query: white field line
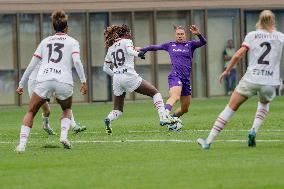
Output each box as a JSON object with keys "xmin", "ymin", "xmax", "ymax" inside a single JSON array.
[
  {"xmin": 1, "ymin": 139, "xmax": 284, "ymax": 144},
  {"xmin": 0, "ymin": 129, "xmax": 284, "ymax": 136},
  {"xmin": 29, "ymin": 129, "xmax": 284, "ymax": 135}
]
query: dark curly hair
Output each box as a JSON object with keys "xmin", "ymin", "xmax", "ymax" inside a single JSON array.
[{"xmin": 104, "ymin": 24, "xmax": 132, "ymax": 48}]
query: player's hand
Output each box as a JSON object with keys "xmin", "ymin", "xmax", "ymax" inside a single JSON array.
[
  {"xmin": 16, "ymin": 87, "xmax": 24, "ymax": 95},
  {"xmin": 219, "ymin": 70, "xmax": 230, "ymax": 83},
  {"xmin": 80, "ymin": 83, "xmax": 88, "ymax": 95},
  {"xmin": 135, "ymin": 47, "xmax": 141, "ymax": 51},
  {"xmin": 189, "ymin": 25, "xmax": 200, "ymax": 35},
  {"xmin": 138, "ymin": 51, "xmax": 146, "ymax": 60}
]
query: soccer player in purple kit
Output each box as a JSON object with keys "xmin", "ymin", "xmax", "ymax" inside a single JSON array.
[{"xmin": 139, "ymin": 25, "xmax": 207, "ymax": 128}]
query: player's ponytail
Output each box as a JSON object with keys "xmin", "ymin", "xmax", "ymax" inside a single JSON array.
[
  {"xmin": 52, "ymin": 10, "xmax": 68, "ymax": 33},
  {"xmin": 256, "ymin": 10, "xmax": 276, "ymax": 32}
]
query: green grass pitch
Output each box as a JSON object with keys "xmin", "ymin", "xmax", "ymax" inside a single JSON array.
[{"xmin": 0, "ymin": 97, "xmax": 284, "ymax": 189}]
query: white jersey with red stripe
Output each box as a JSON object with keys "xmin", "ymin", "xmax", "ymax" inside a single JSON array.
[
  {"xmin": 241, "ymin": 29, "xmax": 284, "ymax": 86},
  {"xmin": 104, "ymin": 38, "xmax": 139, "ymax": 75},
  {"xmin": 29, "ymin": 64, "xmax": 40, "ymax": 81},
  {"xmin": 35, "ymin": 33, "xmax": 80, "ymax": 85}
]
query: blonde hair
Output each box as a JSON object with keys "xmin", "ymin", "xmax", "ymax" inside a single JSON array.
[{"xmin": 256, "ymin": 10, "xmax": 276, "ymax": 32}]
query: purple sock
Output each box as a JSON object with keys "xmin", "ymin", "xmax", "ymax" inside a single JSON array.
[{"xmin": 165, "ymin": 104, "xmax": 172, "ymax": 111}]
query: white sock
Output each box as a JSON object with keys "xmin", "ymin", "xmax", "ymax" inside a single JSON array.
[
  {"xmin": 60, "ymin": 118, "xmax": 71, "ymax": 141},
  {"xmin": 207, "ymin": 105, "xmax": 235, "ymax": 144},
  {"xmin": 19, "ymin": 125, "xmax": 31, "ymax": 148},
  {"xmin": 107, "ymin": 110, "xmax": 123, "ymax": 122},
  {"xmin": 42, "ymin": 113, "xmax": 49, "ymax": 127},
  {"xmin": 250, "ymin": 102, "xmax": 269, "ymax": 133},
  {"xmin": 153, "ymin": 93, "xmax": 166, "ymax": 120},
  {"xmin": 70, "ymin": 110, "xmax": 76, "ymax": 128}
]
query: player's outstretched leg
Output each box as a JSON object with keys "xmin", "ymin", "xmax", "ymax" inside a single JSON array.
[
  {"xmin": 41, "ymin": 102, "xmax": 56, "ymax": 135},
  {"xmin": 153, "ymin": 93, "xmax": 178, "ymax": 126},
  {"xmin": 134, "ymin": 80, "xmax": 177, "ymax": 126},
  {"xmin": 197, "ymin": 105, "xmax": 235, "ymax": 150},
  {"xmin": 248, "ymin": 102, "xmax": 269, "ymax": 147},
  {"xmin": 70, "ymin": 110, "xmax": 87, "ymax": 134},
  {"xmin": 197, "ymin": 91, "xmax": 246, "ymax": 149}
]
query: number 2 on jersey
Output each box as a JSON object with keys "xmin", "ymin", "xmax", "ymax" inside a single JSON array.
[
  {"xmin": 111, "ymin": 49, "xmax": 125, "ymax": 68},
  {"xmin": 47, "ymin": 43, "xmax": 64, "ymax": 63},
  {"xmin": 258, "ymin": 42, "xmax": 271, "ymax": 65}
]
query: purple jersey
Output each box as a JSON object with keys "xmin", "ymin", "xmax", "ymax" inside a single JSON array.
[{"xmin": 141, "ymin": 34, "xmax": 206, "ymax": 80}]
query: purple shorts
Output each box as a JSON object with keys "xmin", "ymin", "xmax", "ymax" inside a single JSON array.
[{"xmin": 168, "ymin": 75, "xmax": 192, "ymax": 96}]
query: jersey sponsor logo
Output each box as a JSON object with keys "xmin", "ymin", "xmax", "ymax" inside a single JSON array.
[
  {"xmin": 43, "ymin": 68, "xmax": 62, "ymax": 75},
  {"xmin": 173, "ymin": 48, "xmax": 189, "ymax": 53},
  {"xmin": 252, "ymin": 69, "xmax": 273, "ymax": 77}
]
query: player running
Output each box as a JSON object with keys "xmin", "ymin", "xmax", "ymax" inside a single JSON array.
[
  {"xmin": 103, "ymin": 24, "xmax": 178, "ymax": 134},
  {"xmin": 139, "ymin": 25, "xmax": 206, "ymax": 127},
  {"xmin": 197, "ymin": 10, "xmax": 284, "ymax": 149},
  {"xmin": 15, "ymin": 10, "xmax": 87, "ymax": 153}
]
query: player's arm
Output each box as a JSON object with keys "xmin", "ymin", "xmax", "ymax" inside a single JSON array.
[
  {"xmin": 219, "ymin": 46, "xmax": 247, "ymax": 83},
  {"xmin": 72, "ymin": 53, "xmax": 88, "ymax": 95},
  {"xmin": 17, "ymin": 47, "xmax": 42, "ymax": 95},
  {"xmin": 72, "ymin": 41, "xmax": 87, "ymax": 94},
  {"xmin": 125, "ymin": 40, "xmax": 139, "ymax": 57},
  {"xmin": 103, "ymin": 61, "xmax": 114, "ymax": 77},
  {"xmin": 140, "ymin": 43, "xmax": 168, "ymax": 52},
  {"xmin": 189, "ymin": 25, "xmax": 207, "ymax": 49}
]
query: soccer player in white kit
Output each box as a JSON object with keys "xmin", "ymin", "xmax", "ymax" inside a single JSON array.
[
  {"xmin": 103, "ymin": 25, "xmax": 178, "ymax": 134},
  {"xmin": 17, "ymin": 51, "xmax": 86, "ymax": 135},
  {"xmin": 15, "ymin": 10, "xmax": 87, "ymax": 152},
  {"xmin": 197, "ymin": 10, "xmax": 284, "ymax": 149}
]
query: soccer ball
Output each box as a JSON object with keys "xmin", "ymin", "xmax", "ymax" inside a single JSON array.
[{"xmin": 168, "ymin": 121, "xmax": 183, "ymax": 132}]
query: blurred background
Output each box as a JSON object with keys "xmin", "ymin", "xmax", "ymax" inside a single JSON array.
[{"xmin": 0, "ymin": 0, "xmax": 284, "ymax": 105}]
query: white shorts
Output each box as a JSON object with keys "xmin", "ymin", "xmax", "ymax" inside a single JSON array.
[
  {"xmin": 113, "ymin": 73, "xmax": 142, "ymax": 96},
  {"xmin": 34, "ymin": 80, "xmax": 73, "ymax": 100},
  {"xmin": 28, "ymin": 79, "xmax": 37, "ymax": 98},
  {"xmin": 235, "ymin": 79, "xmax": 276, "ymax": 102}
]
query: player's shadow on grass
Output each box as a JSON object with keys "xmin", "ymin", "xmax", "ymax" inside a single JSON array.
[{"xmin": 42, "ymin": 144, "xmax": 61, "ymax": 149}]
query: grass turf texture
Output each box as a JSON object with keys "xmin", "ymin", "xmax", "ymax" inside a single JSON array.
[{"xmin": 0, "ymin": 97, "xmax": 284, "ymax": 189}]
